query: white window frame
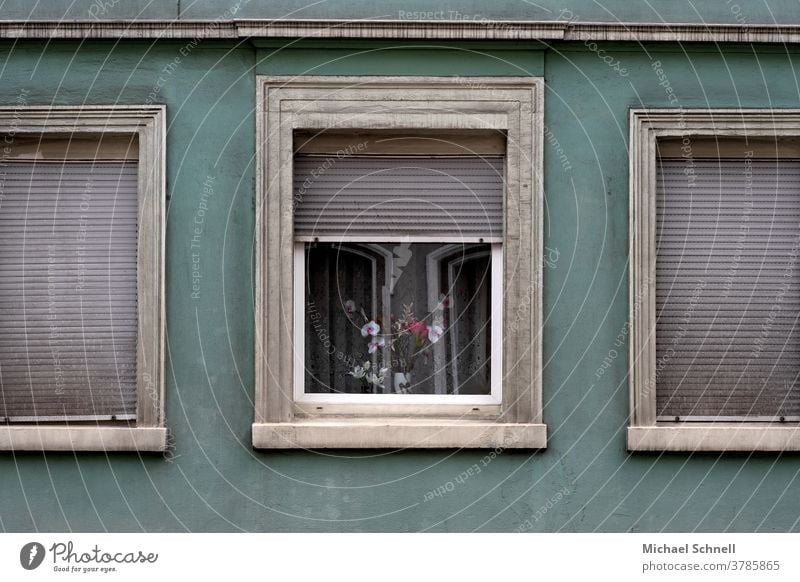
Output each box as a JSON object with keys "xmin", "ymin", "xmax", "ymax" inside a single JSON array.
[
  {"xmin": 293, "ymin": 243, "xmax": 503, "ymax": 407},
  {"xmin": 0, "ymin": 106, "xmax": 167, "ymax": 452},
  {"xmin": 428, "ymin": 243, "xmax": 502, "ymax": 398},
  {"xmin": 629, "ymin": 108, "xmax": 800, "ymax": 452},
  {"xmin": 254, "ymin": 76, "xmax": 546, "ymax": 449}
]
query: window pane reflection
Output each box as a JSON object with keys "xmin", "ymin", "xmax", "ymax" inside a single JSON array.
[{"xmin": 304, "ymin": 242, "xmax": 493, "ymax": 395}]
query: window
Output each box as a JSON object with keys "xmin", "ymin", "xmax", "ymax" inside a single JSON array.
[
  {"xmin": 295, "ymin": 153, "xmax": 503, "ymax": 403},
  {"xmin": 254, "ymin": 76, "xmax": 545, "ymax": 449},
  {"xmin": 629, "ymin": 109, "xmax": 800, "ymax": 451},
  {"xmin": 0, "ymin": 106, "xmax": 166, "ymax": 452},
  {"xmin": 301, "ymin": 242, "xmax": 500, "ymax": 399}
]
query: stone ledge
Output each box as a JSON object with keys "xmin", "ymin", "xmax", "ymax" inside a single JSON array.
[
  {"xmin": 628, "ymin": 425, "xmax": 800, "ymax": 452},
  {"xmin": 253, "ymin": 420, "xmax": 546, "ymax": 449},
  {"xmin": 0, "ymin": 426, "xmax": 168, "ymax": 452}
]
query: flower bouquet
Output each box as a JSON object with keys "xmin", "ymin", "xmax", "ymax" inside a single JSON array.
[{"xmin": 345, "ymin": 298, "xmax": 446, "ymax": 393}]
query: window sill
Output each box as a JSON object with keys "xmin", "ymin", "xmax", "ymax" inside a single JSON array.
[
  {"xmin": 0, "ymin": 426, "xmax": 168, "ymax": 452},
  {"xmin": 252, "ymin": 419, "xmax": 547, "ymax": 449},
  {"xmin": 628, "ymin": 425, "xmax": 800, "ymax": 452}
]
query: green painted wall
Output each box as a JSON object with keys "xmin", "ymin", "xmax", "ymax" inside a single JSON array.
[{"xmin": 1, "ymin": 39, "xmax": 800, "ymax": 532}]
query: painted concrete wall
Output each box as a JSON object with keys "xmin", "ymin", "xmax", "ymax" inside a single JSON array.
[{"xmin": 0, "ymin": 39, "xmax": 799, "ymax": 532}]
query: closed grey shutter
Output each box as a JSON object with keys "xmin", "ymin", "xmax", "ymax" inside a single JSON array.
[
  {"xmin": 293, "ymin": 155, "xmax": 504, "ymax": 241},
  {"xmin": 0, "ymin": 161, "xmax": 138, "ymax": 421},
  {"xmin": 656, "ymin": 158, "xmax": 800, "ymax": 421}
]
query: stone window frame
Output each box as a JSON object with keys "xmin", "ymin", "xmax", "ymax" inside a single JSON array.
[
  {"xmin": 0, "ymin": 105, "xmax": 167, "ymax": 452},
  {"xmin": 254, "ymin": 75, "xmax": 546, "ymax": 449},
  {"xmin": 628, "ymin": 108, "xmax": 800, "ymax": 452}
]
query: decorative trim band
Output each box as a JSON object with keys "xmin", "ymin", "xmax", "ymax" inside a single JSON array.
[{"xmin": 0, "ymin": 19, "xmax": 799, "ymax": 43}]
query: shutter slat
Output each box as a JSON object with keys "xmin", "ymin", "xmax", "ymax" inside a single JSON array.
[
  {"xmin": 293, "ymin": 156, "xmax": 504, "ymax": 240},
  {"xmin": 0, "ymin": 161, "xmax": 138, "ymax": 421},
  {"xmin": 656, "ymin": 158, "xmax": 800, "ymax": 420}
]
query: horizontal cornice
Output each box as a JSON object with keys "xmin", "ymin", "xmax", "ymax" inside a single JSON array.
[{"xmin": 0, "ymin": 19, "xmax": 798, "ymax": 43}]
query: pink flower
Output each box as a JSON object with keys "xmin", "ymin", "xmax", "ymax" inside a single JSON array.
[
  {"xmin": 408, "ymin": 320, "xmax": 428, "ymax": 340},
  {"xmin": 368, "ymin": 337, "xmax": 386, "ymax": 354},
  {"xmin": 344, "ymin": 299, "xmax": 356, "ymax": 314},
  {"xmin": 361, "ymin": 320, "xmax": 380, "ymax": 337},
  {"xmin": 427, "ymin": 325, "xmax": 444, "ymax": 344}
]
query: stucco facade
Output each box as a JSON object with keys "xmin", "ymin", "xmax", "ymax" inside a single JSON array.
[{"xmin": 1, "ymin": 1, "xmax": 800, "ymax": 532}]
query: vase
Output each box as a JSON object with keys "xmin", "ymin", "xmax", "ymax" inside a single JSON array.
[{"xmin": 394, "ymin": 372, "xmax": 412, "ymax": 393}]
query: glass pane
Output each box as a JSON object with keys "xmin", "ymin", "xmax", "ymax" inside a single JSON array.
[{"xmin": 303, "ymin": 242, "xmax": 493, "ymax": 395}]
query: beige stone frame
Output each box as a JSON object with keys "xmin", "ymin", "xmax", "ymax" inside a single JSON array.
[
  {"xmin": 254, "ymin": 76, "xmax": 545, "ymax": 449},
  {"xmin": 0, "ymin": 106, "xmax": 167, "ymax": 452},
  {"xmin": 629, "ymin": 108, "xmax": 800, "ymax": 452}
]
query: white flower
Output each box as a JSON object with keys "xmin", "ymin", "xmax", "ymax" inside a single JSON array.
[
  {"xmin": 366, "ymin": 373, "xmax": 385, "ymax": 388},
  {"xmin": 344, "ymin": 299, "xmax": 356, "ymax": 314},
  {"xmin": 349, "ymin": 365, "xmax": 366, "ymax": 379},
  {"xmin": 348, "ymin": 361, "xmax": 371, "ymax": 379},
  {"xmin": 361, "ymin": 320, "xmax": 380, "ymax": 337},
  {"xmin": 367, "ymin": 367, "xmax": 389, "ymax": 388},
  {"xmin": 427, "ymin": 324, "xmax": 444, "ymax": 344},
  {"xmin": 368, "ymin": 337, "xmax": 386, "ymax": 354}
]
